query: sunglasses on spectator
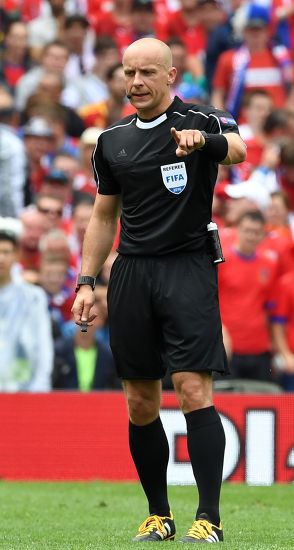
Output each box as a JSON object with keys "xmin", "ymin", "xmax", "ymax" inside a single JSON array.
[{"xmin": 38, "ymin": 207, "xmax": 63, "ymax": 216}]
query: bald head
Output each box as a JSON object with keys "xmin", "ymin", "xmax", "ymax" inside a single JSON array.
[
  {"xmin": 123, "ymin": 38, "xmax": 172, "ymax": 70},
  {"xmin": 122, "ymin": 38, "xmax": 177, "ymax": 118}
]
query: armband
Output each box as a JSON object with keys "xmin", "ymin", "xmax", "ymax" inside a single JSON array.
[{"xmin": 200, "ymin": 131, "xmax": 228, "ymax": 162}]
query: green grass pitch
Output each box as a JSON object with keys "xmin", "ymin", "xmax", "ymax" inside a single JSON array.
[{"xmin": 1, "ymin": 481, "xmax": 293, "ymax": 549}]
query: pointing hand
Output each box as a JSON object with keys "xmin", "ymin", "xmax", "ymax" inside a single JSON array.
[{"xmin": 171, "ymin": 127, "xmax": 205, "ymax": 157}]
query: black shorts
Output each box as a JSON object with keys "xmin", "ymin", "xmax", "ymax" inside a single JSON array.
[{"xmin": 107, "ymin": 252, "xmax": 229, "ymax": 380}]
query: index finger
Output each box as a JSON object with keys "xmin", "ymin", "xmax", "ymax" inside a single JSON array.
[{"xmin": 170, "ymin": 126, "xmax": 181, "ymax": 144}]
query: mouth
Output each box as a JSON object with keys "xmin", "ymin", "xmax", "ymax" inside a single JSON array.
[{"xmin": 131, "ymin": 92, "xmax": 150, "ymax": 99}]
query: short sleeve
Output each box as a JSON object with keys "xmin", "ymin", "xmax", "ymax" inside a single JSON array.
[
  {"xmin": 91, "ymin": 136, "xmax": 121, "ymax": 195},
  {"xmin": 204, "ymin": 107, "xmax": 240, "ymax": 135}
]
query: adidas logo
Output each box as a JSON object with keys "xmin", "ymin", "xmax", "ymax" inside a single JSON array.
[
  {"xmin": 206, "ymin": 530, "xmax": 220, "ymax": 542},
  {"xmin": 117, "ymin": 148, "xmax": 127, "ymax": 157}
]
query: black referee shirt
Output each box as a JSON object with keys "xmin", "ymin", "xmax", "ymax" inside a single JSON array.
[{"xmin": 92, "ymin": 96, "xmax": 239, "ymax": 256}]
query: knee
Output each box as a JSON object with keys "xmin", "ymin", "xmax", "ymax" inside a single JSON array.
[
  {"xmin": 127, "ymin": 394, "xmax": 159, "ymax": 425},
  {"xmin": 173, "ymin": 373, "xmax": 213, "ymax": 413}
]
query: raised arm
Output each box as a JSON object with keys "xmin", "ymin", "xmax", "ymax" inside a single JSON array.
[{"xmin": 171, "ymin": 127, "xmax": 246, "ymax": 165}]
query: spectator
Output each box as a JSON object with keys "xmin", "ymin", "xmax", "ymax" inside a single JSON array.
[
  {"xmin": 218, "ymin": 211, "xmax": 279, "ymax": 382},
  {"xmin": 15, "ymin": 40, "xmax": 69, "ymax": 111},
  {"xmin": 200, "ymin": 0, "xmax": 243, "ymax": 93},
  {"xmin": 38, "ymin": 227, "xmax": 79, "ymax": 276},
  {"xmin": 0, "ymin": 20, "xmax": 32, "ymax": 92},
  {"xmin": 79, "ymin": 63, "xmax": 127, "ymax": 128},
  {"xmin": 129, "ymin": 0, "xmax": 159, "ymax": 42},
  {"xmin": 271, "ymin": 257, "xmax": 294, "ymax": 391},
  {"xmin": 53, "ymin": 308, "xmax": 121, "ymax": 390},
  {"xmin": 0, "ymin": 86, "xmax": 26, "ymax": 216},
  {"xmin": 272, "ymin": 0, "xmax": 294, "ymax": 57},
  {"xmin": 0, "ymin": 217, "xmax": 53, "ymax": 392},
  {"xmin": 279, "ymin": 138, "xmax": 294, "ymax": 212},
  {"xmin": 158, "ymin": 0, "xmax": 206, "ymax": 60},
  {"xmin": 262, "ymin": 190, "xmax": 294, "ymax": 275},
  {"xmin": 21, "ymin": 72, "xmax": 85, "ymax": 137},
  {"xmin": 68, "ymin": 194, "xmax": 95, "ymax": 264},
  {"xmin": 239, "ymin": 89, "xmax": 273, "ymax": 174},
  {"xmin": 166, "ymin": 36, "xmax": 206, "ymax": 102},
  {"xmin": 265, "ymin": 190, "xmax": 292, "ymax": 239},
  {"xmin": 39, "ymin": 168, "xmax": 74, "ymax": 221},
  {"xmin": 18, "ymin": 207, "xmax": 50, "ymax": 280},
  {"xmin": 234, "ymin": 90, "xmax": 273, "ymax": 181},
  {"xmin": 212, "ymin": 3, "xmax": 294, "ymax": 121},
  {"xmin": 62, "ymin": 14, "xmax": 95, "ymax": 79},
  {"xmin": 27, "ymin": 0, "xmax": 67, "ymax": 61},
  {"xmin": 39, "ymin": 254, "xmax": 76, "ymax": 334},
  {"xmin": 91, "ymin": 0, "xmax": 133, "ymax": 53},
  {"xmin": 73, "ymin": 127, "xmax": 103, "ymax": 196},
  {"xmin": 39, "ymin": 102, "xmax": 80, "ymax": 158},
  {"xmin": 62, "ymin": 35, "xmax": 119, "ymax": 109},
  {"xmin": 22, "ymin": 116, "xmax": 55, "ymax": 203},
  {"xmin": 196, "ymin": 0, "xmax": 227, "ymax": 92},
  {"xmin": 35, "ymin": 192, "xmax": 64, "ymax": 230}
]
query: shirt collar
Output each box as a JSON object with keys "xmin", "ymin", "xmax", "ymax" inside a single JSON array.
[{"xmin": 135, "ymin": 96, "xmax": 182, "ymax": 129}]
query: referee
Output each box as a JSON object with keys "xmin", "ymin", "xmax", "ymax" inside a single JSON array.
[{"xmin": 72, "ymin": 38, "xmax": 246, "ymax": 543}]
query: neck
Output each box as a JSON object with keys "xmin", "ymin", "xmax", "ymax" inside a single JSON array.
[{"xmin": 137, "ymin": 97, "xmax": 173, "ymax": 121}]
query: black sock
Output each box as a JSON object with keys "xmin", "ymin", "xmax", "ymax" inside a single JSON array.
[
  {"xmin": 129, "ymin": 417, "xmax": 170, "ymax": 517},
  {"xmin": 185, "ymin": 406, "xmax": 225, "ymax": 525}
]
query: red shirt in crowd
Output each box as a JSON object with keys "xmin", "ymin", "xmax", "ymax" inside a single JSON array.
[
  {"xmin": 158, "ymin": 11, "xmax": 206, "ymax": 55},
  {"xmin": 218, "ymin": 247, "xmax": 278, "ymax": 354},
  {"xmin": 271, "ymin": 270, "xmax": 294, "ymax": 352},
  {"xmin": 213, "ymin": 48, "xmax": 289, "ymax": 110}
]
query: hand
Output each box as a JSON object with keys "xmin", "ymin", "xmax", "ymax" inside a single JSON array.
[
  {"xmin": 171, "ymin": 127, "xmax": 205, "ymax": 157},
  {"xmin": 71, "ymin": 286, "xmax": 97, "ymax": 327}
]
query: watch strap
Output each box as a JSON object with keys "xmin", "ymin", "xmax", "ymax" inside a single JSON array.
[{"xmin": 75, "ymin": 275, "xmax": 96, "ymax": 293}]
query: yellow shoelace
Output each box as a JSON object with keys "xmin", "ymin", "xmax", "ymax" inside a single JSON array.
[
  {"xmin": 187, "ymin": 519, "xmax": 212, "ymax": 539},
  {"xmin": 138, "ymin": 515, "xmax": 166, "ymax": 536}
]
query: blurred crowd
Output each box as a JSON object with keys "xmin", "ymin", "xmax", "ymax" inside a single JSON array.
[{"xmin": 0, "ymin": 0, "xmax": 294, "ymax": 392}]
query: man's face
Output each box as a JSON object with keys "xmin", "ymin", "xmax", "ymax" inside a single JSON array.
[
  {"xmin": 108, "ymin": 66, "xmax": 127, "ymax": 101},
  {"xmin": 244, "ymin": 94, "xmax": 273, "ymax": 128},
  {"xmin": 64, "ymin": 23, "xmax": 87, "ymax": 53},
  {"xmin": 5, "ymin": 22, "xmax": 28, "ymax": 55},
  {"xmin": 123, "ymin": 47, "xmax": 176, "ymax": 117},
  {"xmin": 20, "ymin": 213, "xmax": 49, "ymax": 250},
  {"xmin": 37, "ymin": 197, "xmax": 63, "ymax": 228},
  {"xmin": 0, "ymin": 240, "xmax": 17, "ymax": 279},
  {"xmin": 39, "ymin": 260, "xmax": 67, "ymax": 294},
  {"xmin": 43, "ymin": 45, "xmax": 69, "ymax": 73},
  {"xmin": 243, "ymin": 26, "xmax": 269, "ymax": 50},
  {"xmin": 25, "ymin": 135, "xmax": 53, "ymax": 162},
  {"xmin": 237, "ymin": 218, "xmax": 264, "ymax": 254}
]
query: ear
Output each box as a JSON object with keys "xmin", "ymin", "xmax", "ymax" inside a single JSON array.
[{"xmin": 167, "ymin": 66, "xmax": 177, "ymax": 86}]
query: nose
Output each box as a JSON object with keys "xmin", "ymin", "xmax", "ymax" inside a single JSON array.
[{"xmin": 133, "ymin": 70, "xmax": 143, "ymax": 86}]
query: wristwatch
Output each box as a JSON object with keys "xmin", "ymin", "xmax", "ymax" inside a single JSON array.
[{"xmin": 75, "ymin": 275, "xmax": 96, "ymax": 293}]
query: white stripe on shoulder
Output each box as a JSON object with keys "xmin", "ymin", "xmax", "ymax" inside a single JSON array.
[
  {"xmin": 172, "ymin": 111, "xmax": 186, "ymax": 117},
  {"xmin": 188, "ymin": 109, "xmax": 222, "ymax": 134},
  {"xmin": 209, "ymin": 114, "xmax": 222, "ymax": 134},
  {"xmin": 102, "ymin": 118, "xmax": 136, "ymax": 133},
  {"xmin": 92, "ymin": 140, "xmax": 99, "ymax": 183},
  {"xmin": 188, "ymin": 109, "xmax": 209, "ymax": 118}
]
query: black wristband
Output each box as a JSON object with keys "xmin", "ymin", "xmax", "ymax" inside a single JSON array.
[{"xmin": 200, "ymin": 131, "xmax": 228, "ymax": 162}]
